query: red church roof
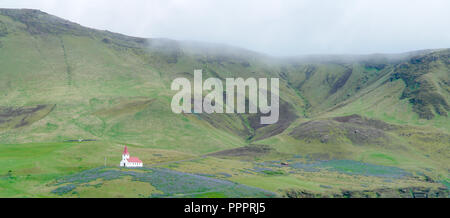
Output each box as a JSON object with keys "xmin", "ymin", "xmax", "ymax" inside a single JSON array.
[
  {"xmin": 123, "ymin": 146, "xmax": 129, "ymax": 155},
  {"xmin": 128, "ymin": 157, "xmax": 142, "ymax": 163}
]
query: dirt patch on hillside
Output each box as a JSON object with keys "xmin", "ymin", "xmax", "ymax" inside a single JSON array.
[
  {"xmin": 289, "ymin": 120, "xmax": 343, "ymax": 144},
  {"xmin": 0, "ymin": 104, "xmax": 55, "ymax": 130},
  {"xmin": 289, "ymin": 114, "xmax": 393, "ymax": 145},
  {"xmin": 0, "ymin": 21, "xmax": 8, "ymax": 37},
  {"xmin": 296, "ymin": 65, "xmax": 317, "ymax": 89},
  {"xmin": 194, "ymin": 113, "xmax": 252, "ymax": 139},
  {"xmin": 328, "ymin": 67, "xmax": 353, "ymax": 95},
  {"xmin": 332, "ymin": 114, "xmax": 396, "ymax": 131},
  {"xmin": 208, "ymin": 144, "xmax": 274, "ymax": 158},
  {"xmin": 247, "ymin": 100, "xmax": 299, "ymax": 141},
  {"xmin": 284, "ymin": 186, "xmax": 449, "ymax": 198}
]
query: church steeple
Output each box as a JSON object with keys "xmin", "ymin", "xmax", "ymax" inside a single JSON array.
[
  {"xmin": 123, "ymin": 145, "xmax": 129, "ymax": 155},
  {"xmin": 122, "ymin": 145, "xmax": 130, "ymax": 160}
]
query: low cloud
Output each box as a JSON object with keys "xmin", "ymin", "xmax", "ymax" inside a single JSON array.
[{"xmin": 2, "ymin": 0, "xmax": 450, "ymax": 56}]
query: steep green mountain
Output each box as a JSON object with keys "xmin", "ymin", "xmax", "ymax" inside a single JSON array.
[{"xmin": 0, "ymin": 9, "xmax": 448, "ymax": 198}]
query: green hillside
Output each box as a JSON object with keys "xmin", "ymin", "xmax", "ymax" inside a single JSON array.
[{"xmin": 0, "ymin": 9, "xmax": 448, "ymax": 198}]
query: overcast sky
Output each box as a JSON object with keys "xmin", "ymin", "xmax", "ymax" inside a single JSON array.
[{"xmin": 2, "ymin": 0, "xmax": 450, "ymax": 56}]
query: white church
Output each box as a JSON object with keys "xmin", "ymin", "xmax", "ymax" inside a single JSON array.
[{"xmin": 120, "ymin": 145, "xmax": 143, "ymax": 168}]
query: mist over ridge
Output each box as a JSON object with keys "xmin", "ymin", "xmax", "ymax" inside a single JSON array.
[{"xmin": 1, "ymin": 0, "xmax": 450, "ymax": 56}]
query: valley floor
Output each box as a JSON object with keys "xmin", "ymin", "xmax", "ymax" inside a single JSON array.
[{"xmin": 0, "ymin": 141, "xmax": 448, "ymax": 198}]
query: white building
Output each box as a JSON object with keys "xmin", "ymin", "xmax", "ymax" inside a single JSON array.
[{"xmin": 120, "ymin": 145, "xmax": 143, "ymax": 168}]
